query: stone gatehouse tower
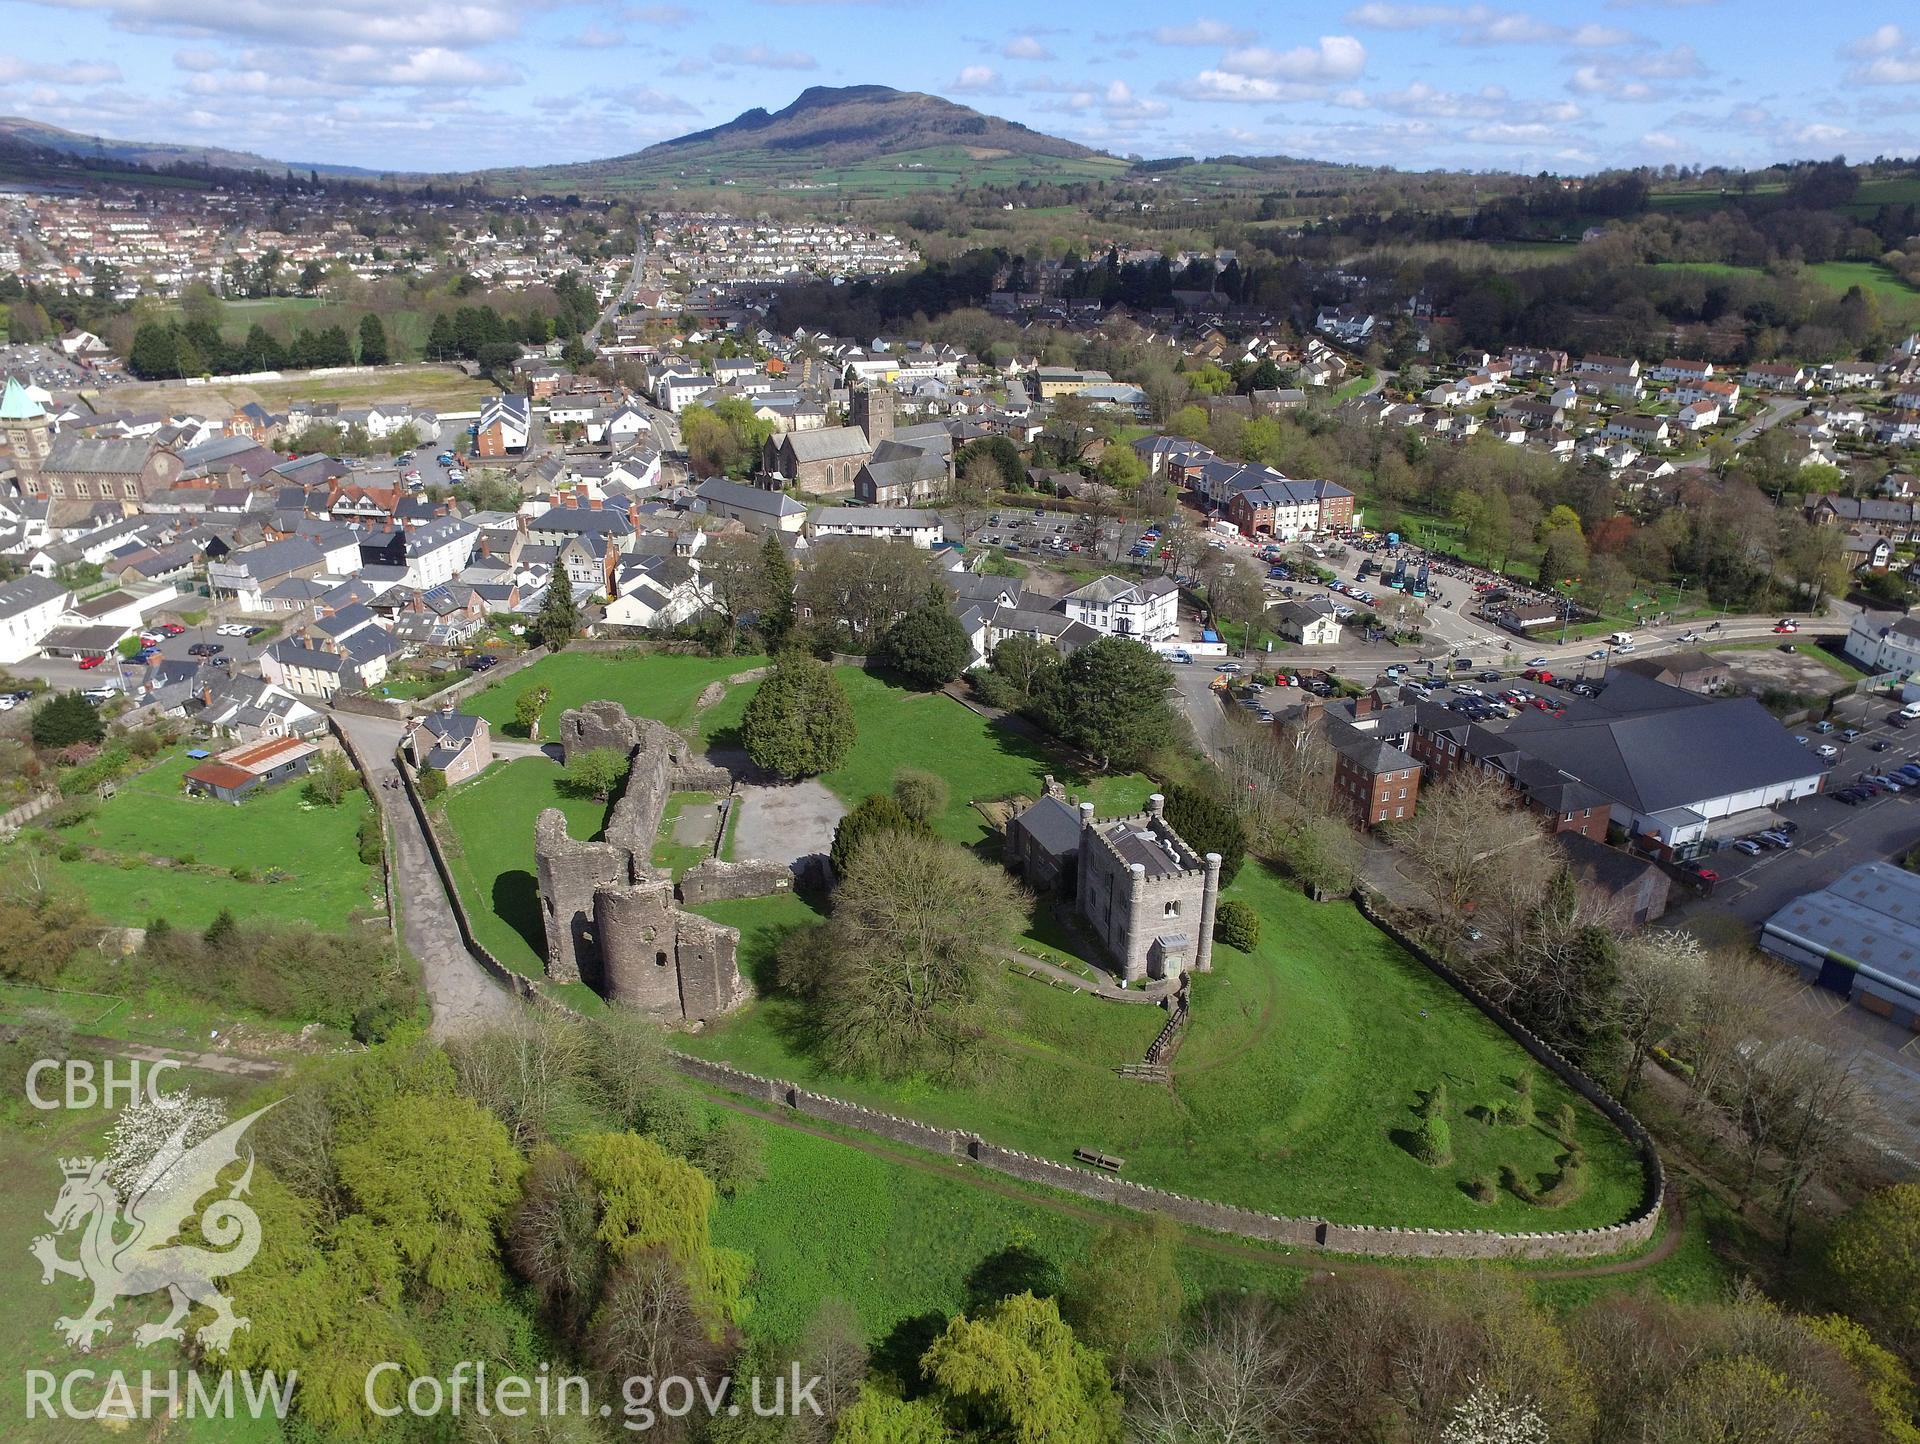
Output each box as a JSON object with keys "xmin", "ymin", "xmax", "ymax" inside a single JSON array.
[
  {"xmin": 1073, "ymin": 794, "xmax": 1223, "ymax": 983},
  {"xmin": 533, "ymin": 700, "xmax": 748, "ymax": 1022},
  {"xmin": 1006, "ymin": 782, "xmax": 1223, "ymax": 984}
]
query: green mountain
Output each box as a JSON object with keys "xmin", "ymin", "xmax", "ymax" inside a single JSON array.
[
  {"xmin": 483, "ymin": 85, "xmax": 1130, "ymax": 195},
  {"xmin": 0, "ymin": 116, "xmax": 384, "ymax": 178}
]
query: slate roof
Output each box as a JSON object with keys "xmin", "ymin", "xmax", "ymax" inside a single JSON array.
[{"xmin": 1013, "ymin": 795, "xmax": 1082, "ymax": 859}]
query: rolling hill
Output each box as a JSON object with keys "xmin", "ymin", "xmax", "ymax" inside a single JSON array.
[
  {"xmin": 0, "ymin": 116, "xmax": 384, "ymax": 178},
  {"xmin": 482, "ymin": 85, "xmax": 1131, "ymax": 195}
]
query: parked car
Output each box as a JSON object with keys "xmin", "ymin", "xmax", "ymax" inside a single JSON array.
[
  {"xmin": 1731, "ymin": 839, "xmax": 1764, "ymax": 855},
  {"xmin": 82, "ymin": 686, "xmax": 118, "ymax": 703},
  {"xmin": 158, "ymin": 622, "xmax": 185, "ymax": 636},
  {"xmin": 1834, "ymin": 788, "xmax": 1864, "ymax": 805},
  {"xmin": 77, "ymin": 654, "xmax": 105, "ymax": 669},
  {"xmin": 466, "ymin": 654, "xmax": 500, "ymax": 672},
  {"xmin": 1842, "ymin": 728, "xmax": 1861, "ymax": 742},
  {"xmin": 1814, "ymin": 720, "xmax": 1835, "ymax": 734},
  {"xmin": 188, "ymin": 642, "xmax": 223, "ymax": 657},
  {"xmin": 1816, "ymin": 743, "xmax": 1839, "ymax": 759},
  {"xmin": 243, "ymin": 626, "xmax": 266, "ymax": 639},
  {"xmin": 1680, "ymin": 862, "xmax": 1720, "ymax": 883}
]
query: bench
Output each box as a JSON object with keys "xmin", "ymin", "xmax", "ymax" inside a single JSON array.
[{"xmin": 1074, "ymin": 1148, "xmax": 1126, "ymax": 1173}]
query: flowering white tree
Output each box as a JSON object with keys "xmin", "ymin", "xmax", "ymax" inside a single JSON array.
[
  {"xmin": 1440, "ymin": 1378, "xmax": 1550, "ymax": 1444},
  {"xmin": 104, "ymin": 1088, "xmax": 230, "ymax": 1205}
]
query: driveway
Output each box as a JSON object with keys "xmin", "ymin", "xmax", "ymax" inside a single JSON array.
[{"xmin": 331, "ymin": 710, "xmax": 518, "ymax": 1038}]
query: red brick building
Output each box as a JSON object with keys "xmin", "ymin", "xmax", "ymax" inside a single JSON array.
[{"xmin": 1331, "ymin": 728, "xmax": 1423, "ymax": 825}]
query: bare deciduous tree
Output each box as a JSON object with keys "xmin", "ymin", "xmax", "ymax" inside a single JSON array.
[{"xmin": 1125, "ymin": 1296, "xmax": 1315, "ymax": 1444}]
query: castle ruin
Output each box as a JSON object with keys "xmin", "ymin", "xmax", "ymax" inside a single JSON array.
[{"xmin": 533, "ymin": 700, "xmax": 749, "ymax": 1022}]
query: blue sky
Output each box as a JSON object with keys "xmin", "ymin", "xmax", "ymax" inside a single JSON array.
[{"xmin": 1, "ymin": 0, "xmax": 1916, "ymax": 175}]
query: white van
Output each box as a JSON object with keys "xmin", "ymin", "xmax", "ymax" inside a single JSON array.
[
  {"xmin": 1900, "ymin": 701, "xmax": 1920, "ymax": 721},
  {"xmin": 1608, "ymin": 631, "xmax": 1634, "ymax": 647}
]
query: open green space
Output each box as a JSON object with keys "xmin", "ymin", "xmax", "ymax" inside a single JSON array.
[
  {"xmin": 435, "ymin": 756, "xmax": 606, "ymax": 976},
  {"xmin": 0, "ymin": 1067, "xmax": 284, "ymax": 1443},
  {"xmin": 465, "ymin": 650, "xmax": 769, "ymax": 736},
  {"xmin": 158, "ymin": 296, "xmax": 436, "ymax": 356},
  {"xmin": 96, "ymin": 363, "xmax": 493, "ymax": 419},
  {"xmin": 6, "ymin": 752, "xmax": 380, "ymax": 932},
  {"xmin": 808, "ymin": 668, "xmax": 1156, "ymax": 847},
  {"xmin": 710, "ymin": 1108, "xmax": 1308, "ymax": 1345},
  {"xmin": 685, "ymin": 865, "xmax": 1648, "ymax": 1233}
]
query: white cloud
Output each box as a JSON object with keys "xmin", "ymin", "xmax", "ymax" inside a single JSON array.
[
  {"xmin": 1172, "ymin": 71, "xmax": 1329, "ymax": 104},
  {"xmin": 597, "ymin": 85, "xmax": 698, "ymax": 116},
  {"xmin": 708, "ymin": 42, "xmax": 816, "ymax": 70},
  {"xmin": 1152, "ymin": 18, "xmax": 1253, "ymax": 46},
  {"xmin": 1845, "ymin": 26, "xmax": 1920, "ymax": 85},
  {"xmin": 1002, "ymin": 34, "xmax": 1053, "ymax": 61},
  {"xmin": 0, "ymin": 57, "xmax": 124, "ymax": 86},
  {"xmin": 623, "ymin": 3, "xmax": 692, "ymax": 24},
  {"xmin": 951, "ymin": 65, "xmax": 1001, "ymax": 92},
  {"xmin": 1344, "ymin": 4, "xmax": 1642, "ymax": 49},
  {"xmin": 566, "ymin": 24, "xmax": 628, "ymax": 49},
  {"xmin": 1218, "ymin": 35, "xmax": 1367, "ymax": 82},
  {"xmin": 172, "ymin": 48, "xmax": 221, "ymax": 72}
]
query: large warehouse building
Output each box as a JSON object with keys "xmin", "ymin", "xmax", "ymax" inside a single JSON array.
[{"xmin": 1760, "ymin": 862, "xmax": 1920, "ymax": 1027}]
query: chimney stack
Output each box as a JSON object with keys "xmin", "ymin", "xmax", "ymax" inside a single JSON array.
[
  {"xmin": 1078, "ymin": 800, "xmax": 1095, "ymax": 834},
  {"xmin": 1147, "ymin": 792, "xmax": 1165, "ymax": 820}
]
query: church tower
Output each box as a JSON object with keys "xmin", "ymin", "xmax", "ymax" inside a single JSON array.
[
  {"xmin": 0, "ymin": 376, "xmax": 52, "ymax": 496},
  {"xmin": 851, "ymin": 385, "xmax": 894, "ymax": 446}
]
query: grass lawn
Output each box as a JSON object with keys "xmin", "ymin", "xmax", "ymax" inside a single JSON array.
[
  {"xmin": 811, "ymin": 668, "xmax": 1156, "ymax": 847},
  {"xmin": 436, "ymin": 756, "xmax": 606, "ymax": 976},
  {"xmin": 709, "ymin": 1108, "xmax": 1308, "ymax": 1346},
  {"xmin": 98, "ymin": 363, "xmax": 492, "ymax": 418},
  {"xmin": 0, "ymin": 1065, "xmax": 285, "ymax": 1443},
  {"xmin": 466, "ymin": 651, "xmax": 768, "ymax": 736},
  {"xmin": 685, "ymin": 865, "xmax": 1647, "ymax": 1233},
  {"xmin": 7, "ymin": 752, "xmax": 379, "ymax": 932},
  {"xmin": 653, "ymin": 790, "xmax": 719, "ymax": 879},
  {"xmin": 1711, "ymin": 638, "xmax": 1867, "ymax": 686}
]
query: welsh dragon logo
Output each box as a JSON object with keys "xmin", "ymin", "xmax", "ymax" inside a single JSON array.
[{"xmin": 30, "ymin": 1103, "xmax": 278, "ymax": 1354}]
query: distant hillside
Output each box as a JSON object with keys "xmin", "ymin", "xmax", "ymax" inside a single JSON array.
[
  {"xmin": 0, "ymin": 116, "xmax": 384, "ymax": 179},
  {"xmin": 485, "ymin": 85, "xmax": 1129, "ymax": 195}
]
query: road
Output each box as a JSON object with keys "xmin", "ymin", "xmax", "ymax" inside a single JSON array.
[
  {"xmin": 331, "ymin": 710, "xmax": 518, "ymax": 1038},
  {"xmin": 1675, "ymin": 394, "xmax": 1807, "ymax": 468},
  {"xmin": 585, "ymin": 228, "xmax": 647, "ymax": 356}
]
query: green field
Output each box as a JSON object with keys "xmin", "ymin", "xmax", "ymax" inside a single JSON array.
[
  {"xmin": 99, "ymin": 363, "xmax": 493, "ymax": 418},
  {"xmin": 7, "ymin": 752, "xmax": 381, "ymax": 932},
  {"xmin": 466, "ymin": 651, "xmax": 769, "ymax": 736},
  {"xmin": 513, "ymin": 144, "xmax": 1130, "ymax": 197},
  {"xmin": 1652, "ymin": 258, "xmax": 1920, "ymax": 318},
  {"xmin": 158, "ymin": 296, "xmax": 436, "ymax": 358},
  {"xmin": 685, "ymin": 864, "xmax": 1648, "ymax": 1233},
  {"xmin": 0, "ymin": 1066, "xmax": 285, "ymax": 1443},
  {"xmin": 436, "ymin": 756, "xmax": 606, "ymax": 975},
  {"xmin": 807, "ymin": 668, "xmax": 1156, "ymax": 846}
]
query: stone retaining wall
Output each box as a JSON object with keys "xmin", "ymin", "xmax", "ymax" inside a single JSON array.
[
  {"xmin": 0, "ymin": 789, "xmax": 59, "ymax": 837},
  {"xmin": 677, "ymin": 858, "xmax": 794, "ymax": 906},
  {"xmin": 659, "ymin": 1045, "xmax": 1663, "ymax": 1261}
]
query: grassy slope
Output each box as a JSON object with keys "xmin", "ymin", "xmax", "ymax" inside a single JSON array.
[
  {"xmin": 0, "ymin": 1066, "xmax": 283, "ymax": 1443},
  {"xmin": 686, "ymin": 865, "xmax": 1646, "ymax": 1233},
  {"xmin": 8, "ymin": 752, "xmax": 378, "ymax": 931},
  {"xmin": 811, "ymin": 668, "xmax": 1156, "ymax": 847},
  {"xmin": 437, "ymin": 756, "xmax": 606, "ymax": 975},
  {"xmin": 465, "ymin": 651, "xmax": 769, "ymax": 735}
]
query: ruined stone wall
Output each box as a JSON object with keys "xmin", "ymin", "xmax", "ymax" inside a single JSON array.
[
  {"xmin": 596, "ymin": 880, "xmax": 683, "ymax": 1014},
  {"xmin": 673, "ymin": 913, "xmax": 746, "ymax": 1023},
  {"xmin": 534, "ymin": 809, "xmax": 627, "ymax": 986},
  {"xmin": 533, "ymin": 700, "xmax": 750, "ymax": 1020},
  {"xmin": 677, "ymin": 858, "xmax": 795, "ymax": 906}
]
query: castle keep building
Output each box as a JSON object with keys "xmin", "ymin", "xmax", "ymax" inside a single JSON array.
[
  {"xmin": 533, "ymin": 700, "xmax": 748, "ymax": 1022},
  {"xmin": 1008, "ymin": 783, "xmax": 1222, "ymax": 983}
]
